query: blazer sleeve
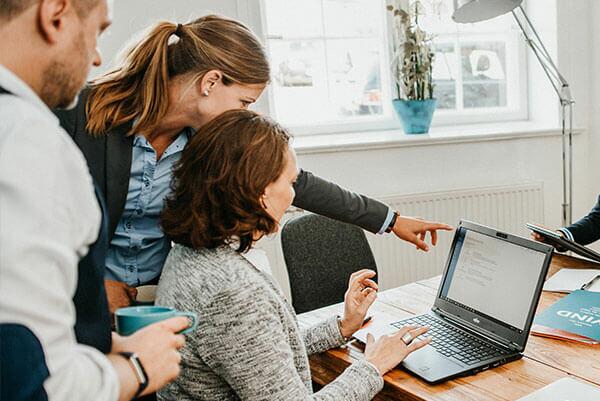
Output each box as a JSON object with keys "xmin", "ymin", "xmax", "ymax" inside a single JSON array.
[
  {"xmin": 292, "ymin": 169, "xmax": 390, "ymax": 234},
  {"xmin": 566, "ymin": 195, "xmax": 600, "ymax": 245}
]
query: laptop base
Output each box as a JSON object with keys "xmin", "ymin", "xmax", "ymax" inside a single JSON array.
[{"xmin": 401, "ymin": 342, "xmax": 522, "ymax": 384}]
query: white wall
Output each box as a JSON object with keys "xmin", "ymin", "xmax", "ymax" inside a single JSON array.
[
  {"xmin": 96, "ymin": 0, "xmax": 598, "ymax": 293},
  {"xmin": 588, "ymin": 0, "xmax": 600, "ymax": 219},
  {"xmin": 94, "ymin": 0, "xmax": 239, "ymax": 77}
]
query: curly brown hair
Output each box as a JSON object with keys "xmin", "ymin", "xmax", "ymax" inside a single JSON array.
[{"xmin": 161, "ymin": 110, "xmax": 291, "ymax": 253}]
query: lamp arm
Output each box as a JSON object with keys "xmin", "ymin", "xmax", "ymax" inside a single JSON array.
[
  {"xmin": 516, "ymin": 6, "xmax": 569, "ymax": 85},
  {"xmin": 511, "ymin": 5, "xmax": 573, "ymax": 104},
  {"xmin": 511, "ymin": 5, "xmax": 574, "ymax": 226}
]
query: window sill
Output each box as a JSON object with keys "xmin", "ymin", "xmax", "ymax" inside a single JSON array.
[{"xmin": 292, "ymin": 121, "xmax": 584, "ymax": 155}]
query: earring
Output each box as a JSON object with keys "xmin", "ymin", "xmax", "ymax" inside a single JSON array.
[{"xmin": 203, "ymin": 90, "xmax": 209, "ymax": 97}]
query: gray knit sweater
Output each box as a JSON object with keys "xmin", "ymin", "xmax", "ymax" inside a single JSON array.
[{"xmin": 155, "ymin": 244, "xmax": 383, "ymax": 401}]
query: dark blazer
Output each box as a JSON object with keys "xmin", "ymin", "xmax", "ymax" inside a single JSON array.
[
  {"xmin": 566, "ymin": 195, "xmax": 600, "ymax": 245},
  {"xmin": 71, "ymin": 183, "xmax": 112, "ymax": 353},
  {"xmin": 55, "ymin": 88, "xmax": 389, "ymax": 240},
  {"xmin": 0, "ymin": 324, "xmax": 49, "ymax": 401}
]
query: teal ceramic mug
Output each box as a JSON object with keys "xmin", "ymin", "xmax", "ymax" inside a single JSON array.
[{"xmin": 115, "ymin": 306, "xmax": 198, "ymax": 336}]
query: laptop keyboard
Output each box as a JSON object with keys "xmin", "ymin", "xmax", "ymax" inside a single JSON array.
[{"xmin": 391, "ymin": 314, "xmax": 509, "ymax": 365}]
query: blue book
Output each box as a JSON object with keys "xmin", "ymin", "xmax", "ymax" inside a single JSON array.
[{"xmin": 534, "ymin": 290, "xmax": 600, "ymax": 343}]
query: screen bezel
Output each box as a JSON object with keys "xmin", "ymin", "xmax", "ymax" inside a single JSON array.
[{"xmin": 434, "ymin": 220, "xmax": 553, "ymax": 350}]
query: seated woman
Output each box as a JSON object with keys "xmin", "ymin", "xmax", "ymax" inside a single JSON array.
[{"xmin": 155, "ymin": 110, "xmax": 430, "ymax": 401}]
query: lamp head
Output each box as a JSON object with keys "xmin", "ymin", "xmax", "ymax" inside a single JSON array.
[{"xmin": 452, "ymin": 0, "xmax": 523, "ymax": 23}]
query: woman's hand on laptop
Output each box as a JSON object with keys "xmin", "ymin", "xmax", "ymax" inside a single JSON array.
[
  {"xmin": 339, "ymin": 269, "xmax": 378, "ymax": 338},
  {"xmin": 391, "ymin": 215, "xmax": 453, "ymax": 252},
  {"xmin": 365, "ymin": 326, "xmax": 431, "ymax": 375}
]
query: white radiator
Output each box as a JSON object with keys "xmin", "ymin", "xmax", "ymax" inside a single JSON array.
[{"xmin": 257, "ymin": 182, "xmax": 544, "ymax": 301}]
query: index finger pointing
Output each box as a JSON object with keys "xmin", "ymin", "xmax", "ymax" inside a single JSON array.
[{"xmin": 427, "ymin": 223, "xmax": 453, "ymax": 231}]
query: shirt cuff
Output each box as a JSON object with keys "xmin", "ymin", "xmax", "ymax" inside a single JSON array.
[
  {"xmin": 558, "ymin": 228, "xmax": 574, "ymax": 241},
  {"xmin": 377, "ymin": 208, "xmax": 395, "ymax": 235}
]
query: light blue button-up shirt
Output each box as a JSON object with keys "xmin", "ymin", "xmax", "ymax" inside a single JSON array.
[{"xmin": 105, "ymin": 130, "xmax": 190, "ymax": 286}]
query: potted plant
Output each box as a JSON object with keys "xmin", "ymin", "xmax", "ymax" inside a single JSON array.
[{"xmin": 387, "ymin": 0, "xmax": 436, "ymax": 134}]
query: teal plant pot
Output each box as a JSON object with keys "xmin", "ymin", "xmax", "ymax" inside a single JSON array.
[{"xmin": 393, "ymin": 98, "xmax": 437, "ymax": 134}]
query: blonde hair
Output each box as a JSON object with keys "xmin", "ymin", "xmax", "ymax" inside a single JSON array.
[{"xmin": 86, "ymin": 15, "xmax": 270, "ymax": 136}]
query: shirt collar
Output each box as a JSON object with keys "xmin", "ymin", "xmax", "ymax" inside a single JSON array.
[
  {"xmin": 228, "ymin": 242, "xmax": 273, "ymax": 275},
  {"xmin": 133, "ymin": 128, "xmax": 190, "ymax": 156},
  {"xmin": 0, "ymin": 63, "xmax": 59, "ymax": 124}
]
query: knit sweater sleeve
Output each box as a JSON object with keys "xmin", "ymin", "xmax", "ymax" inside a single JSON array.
[
  {"xmin": 301, "ymin": 315, "xmax": 347, "ymax": 355},
  {"xmin": 193, "ymin": 285, "xmax": 383, "ymax": 401}
]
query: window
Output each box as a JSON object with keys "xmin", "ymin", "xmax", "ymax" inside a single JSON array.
[
  {"xmin": 261, "ymin": 0, "xmax": 527, "ymax": 134},
  {"xmin": 262, "ymin": 0, "xmax": 395, "ymax": 134},
  {"xmin": 420, "ymin": 0, "xmax": 527, "ymax": 125}
]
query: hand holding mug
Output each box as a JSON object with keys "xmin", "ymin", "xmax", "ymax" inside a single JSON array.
[{"xmin": 112, "ymin": 317, "xmax": 188, "ymax": 395}]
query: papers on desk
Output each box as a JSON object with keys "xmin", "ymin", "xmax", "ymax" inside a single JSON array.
[
  {"xmin": 516, "ymin": 377, "xmax": 600, "ymax": 401},
  {"xmin": 543, "ymin": 268, "xmax": 600, "ymax": 293}
]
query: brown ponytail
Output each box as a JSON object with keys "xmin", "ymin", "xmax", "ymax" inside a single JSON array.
[{"xmin": 86, "ymin": 15, "xmax": 270, "ymax": 136}]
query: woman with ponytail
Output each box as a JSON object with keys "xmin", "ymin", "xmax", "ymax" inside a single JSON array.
[{"xmin": 55, "ymin": 14, "xmax": 451, "ymax": 314}]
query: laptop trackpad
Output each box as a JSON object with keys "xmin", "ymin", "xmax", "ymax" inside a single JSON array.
[{"xmin": 401, "ymin": 345, "xmax": 465, "ymax": 383}]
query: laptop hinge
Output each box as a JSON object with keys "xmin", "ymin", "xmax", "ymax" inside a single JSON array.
[{"xmin": 432, "ymin": 307, "xmax": 519, "ymax": 351}]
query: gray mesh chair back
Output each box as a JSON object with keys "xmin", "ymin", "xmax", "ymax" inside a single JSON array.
[{"xmin": 281, "ymin": 213, "xmax": 378, "ymax": 314}]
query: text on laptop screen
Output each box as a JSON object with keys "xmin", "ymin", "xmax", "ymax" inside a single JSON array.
[{"xmin": 440, "ymin": 228, "xmax": 547, "ymax": 332}]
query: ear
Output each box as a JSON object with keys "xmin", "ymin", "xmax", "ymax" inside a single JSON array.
[
  {"xmin": 199, "ymin": 70, "xmax": 223, "ymax": 95},
  {"xmin": 37, "ymin": 0, "xmax": 71, "ymax": 44},
  {"xmin": 259, "ymin": 194, "xmax": 269, "ymax": 210}
]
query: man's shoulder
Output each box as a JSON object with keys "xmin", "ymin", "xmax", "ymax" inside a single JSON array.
[
  {"xmin": 0, "ymin": 95, "xmax": 52, "ymax": 134},
  {"xmin": 0, "ymin": 96, "xmax": 93, "ymax": 191}
]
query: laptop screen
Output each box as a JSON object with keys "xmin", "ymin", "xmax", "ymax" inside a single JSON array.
[{"xmin": 439, "ymin": 227, "xmax": 548, "ymax": 333}]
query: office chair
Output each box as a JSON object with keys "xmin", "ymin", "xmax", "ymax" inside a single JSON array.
[{"xmin": 281, "ymin": 213, "xmax": 378, "ymax": 314}]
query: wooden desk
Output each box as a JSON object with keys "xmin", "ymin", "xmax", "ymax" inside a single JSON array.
[{"xmin": 297, "ymin": 254, "xmax": 600, "ymax": 400}]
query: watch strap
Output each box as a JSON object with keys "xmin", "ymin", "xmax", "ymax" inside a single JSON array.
[
  {"xmin": 118, "ymin": 351, "xmax": 148, "ymax": 399},
  {"xmin": 385, "ymin": 211, "xmax": 399, "ymax": 233}
]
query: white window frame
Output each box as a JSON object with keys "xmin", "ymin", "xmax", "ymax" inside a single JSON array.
[
  {"xmin": 246, "ymin": 0, "xmax": 529, "ymax": 135},
  {"xmin": 430, "ymin": 31, "xmax": 529, "ymax": 126},
  {"xmin": 259, "ymin": 0, "xmax": 399, "ymax": 136}
]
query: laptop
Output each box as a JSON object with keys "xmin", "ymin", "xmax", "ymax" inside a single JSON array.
[{"xmin": 354, "ymin": 220, "xmax": 553, "ymax": 383}]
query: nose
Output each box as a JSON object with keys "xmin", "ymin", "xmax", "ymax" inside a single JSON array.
[{"xmin": 92, "ymin": 47, "xmax": 102, "ymax": 67}]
